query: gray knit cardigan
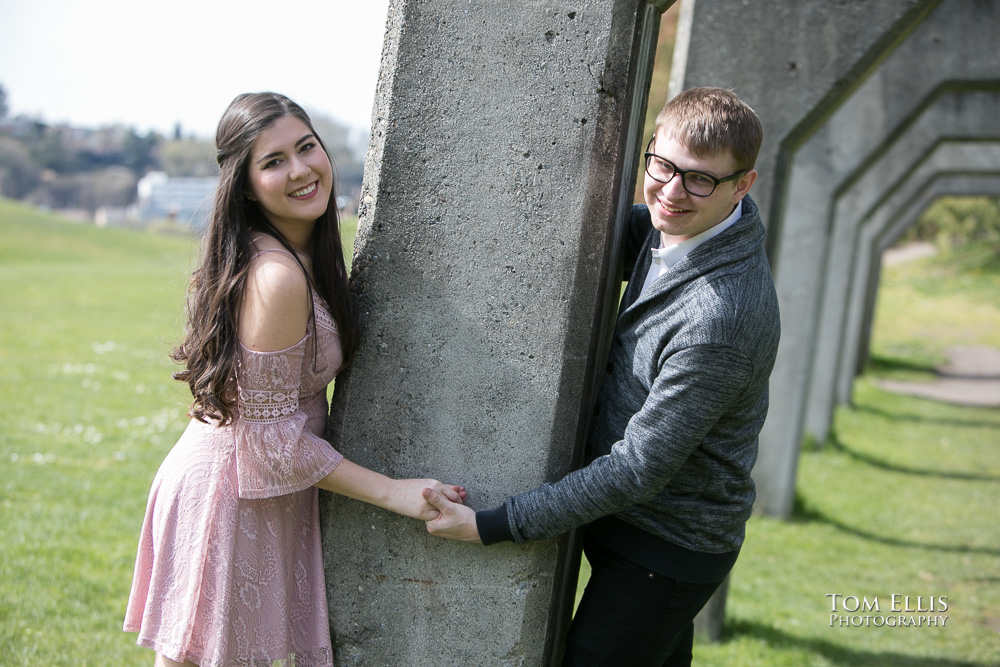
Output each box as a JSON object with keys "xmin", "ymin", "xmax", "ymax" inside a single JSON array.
[{"xmin": 495, "ymin": 195, "xmax": 780, "ymax": 553}]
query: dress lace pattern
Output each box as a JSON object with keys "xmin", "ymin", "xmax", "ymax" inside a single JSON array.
[
  {"xmin": 124, "ymin": 287, "xmax": 344, "ymax": 667},
  {"xmin": 234, "ymin": 337, "xmax": 343, "ymax": 500},
  {"xmin": 238, "ymin": 387, "xmax": 300, "ymax": 423}
]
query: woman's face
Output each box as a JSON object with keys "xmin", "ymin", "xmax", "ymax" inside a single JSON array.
[{"xmin": 245, "ymin": 115, "xmax": 333, "ymax": 232}]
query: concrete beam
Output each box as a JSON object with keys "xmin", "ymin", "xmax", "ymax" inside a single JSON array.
[
  {"xmin": 752, "ymin": 0, "xmax": 997, "ymax": 516},
  {"xmin": 842, "ymin": 166, "xmax": 1000, "ymax": 404},
  {"xmin": 805, "ymin": 90, "xmax": 1000, "ymax": 442},
  {"xmin": 321, "ymin": 1, "xmax": 666, "ymax": 663},
  {"xmin": 670, "ymin": 0, "xmax": 942, "ymax": 229}
]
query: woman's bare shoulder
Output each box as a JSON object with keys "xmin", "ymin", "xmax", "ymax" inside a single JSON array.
[{"xmin": 241, "ymin": 250, "xmax": 310, "ymax": 352}]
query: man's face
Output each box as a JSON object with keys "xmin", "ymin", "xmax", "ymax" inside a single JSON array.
[{"xmin": 643, "ymin": 131, "xmax": 756, "ymax": 245}]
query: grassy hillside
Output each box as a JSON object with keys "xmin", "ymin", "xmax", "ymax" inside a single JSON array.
[
  {"xmin": 1, "ymin": 199, "xmax": 997, "ymax": 664},
  {"xmin": 0, "ymin": 200, "xmax": 197, "ymax": 664}
]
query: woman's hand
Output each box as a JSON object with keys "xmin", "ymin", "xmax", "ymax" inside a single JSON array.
[
  {"xmin": 317, "ymin": 460, "xmax": 466, "ymax": 521},
  {"xmin": 387, "ymin": 479, "xmax": 466, "ymax": 521},
  {"xmin": 423, "ymin": 487, "xmax": 482, "ymax": 543}
]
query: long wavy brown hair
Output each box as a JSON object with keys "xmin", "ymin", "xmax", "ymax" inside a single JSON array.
[{"xmin": 172, "ymin": 92, "xmax": 359, "ymax": 424}]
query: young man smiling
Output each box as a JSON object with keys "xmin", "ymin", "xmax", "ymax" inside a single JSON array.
[{"xmin": 424, "ymin": 87, "xmax": 781, "ymax": 666}]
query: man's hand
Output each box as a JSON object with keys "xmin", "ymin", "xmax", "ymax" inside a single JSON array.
[{"xmin": 422, "ymin": 487, "xmax": 482, "ymax": 543}]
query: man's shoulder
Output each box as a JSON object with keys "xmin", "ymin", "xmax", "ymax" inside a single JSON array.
[{"xmin": 629, "ymin": 204, "xmax": 654, "ymax": 243}]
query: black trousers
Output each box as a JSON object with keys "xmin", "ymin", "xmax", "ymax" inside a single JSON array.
[{"xmin": 562, "ymin": 535, "xmax": 725, "ymax": 667}]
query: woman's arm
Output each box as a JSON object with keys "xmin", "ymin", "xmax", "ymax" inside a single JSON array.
[
  {"xmin": 316, "ymin": 462, "xmax": 464, "ymax": 521},
  {"xmin": 239, "ymin": 251, "xmax": 465, "ymax": 515}
]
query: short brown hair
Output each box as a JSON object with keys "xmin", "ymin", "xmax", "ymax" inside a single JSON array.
[{"xmin": 654, "ymin": 87, "xmax": 763, "ymax": 171}]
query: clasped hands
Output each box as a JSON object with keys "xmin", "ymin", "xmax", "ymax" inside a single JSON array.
[
  {"xmin": 396, "ymin": 479, "xmax": 481, "ymax": 543},
  {"xmin": 422, "ymin": 486, "xmax": 482, "ymax": 543}
]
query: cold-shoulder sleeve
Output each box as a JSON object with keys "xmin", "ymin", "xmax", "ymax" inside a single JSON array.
[{"xmin": 234, "ymin": 339, "xmax": 343, "ymax": 499}]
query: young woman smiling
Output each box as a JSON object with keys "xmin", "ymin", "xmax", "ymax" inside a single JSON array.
[{"xmin": 123, "ymin": 92, "xmax": 465, "ymax": 667}]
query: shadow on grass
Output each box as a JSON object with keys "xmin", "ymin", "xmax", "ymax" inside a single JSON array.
[
  {"xmin": 850, "ymin": 401, "xmax": 1000, "ymax": 431},
  {"xmin": 866, "ymin": 354, "xmax": 938, "ymax": 376},
  {"xmin": 827, "ymin": 431, "xmax": 1000, "ymax": 482},
  {"xmin": 720, "ymin": 619, "xmax": 982, "ymax": 666},
  {"xmin": 791, "ymin": 495, "xmax": 1000, "ymax": 557}
]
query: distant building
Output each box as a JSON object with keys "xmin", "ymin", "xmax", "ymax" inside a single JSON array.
[{"xmin": 137, "ymin": 171, "xmax": 217, "ymax": 230}]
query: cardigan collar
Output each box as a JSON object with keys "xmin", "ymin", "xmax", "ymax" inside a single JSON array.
[{"xmin": 623, "ymin": 195, "xmax": 766, "ymax": 312}]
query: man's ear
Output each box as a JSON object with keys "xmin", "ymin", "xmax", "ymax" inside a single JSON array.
[{"xmin": 731, "ymin": 169, "xmax": 757, "ymax": 204}]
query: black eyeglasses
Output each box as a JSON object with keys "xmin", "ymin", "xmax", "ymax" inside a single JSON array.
[{"xmin": 644, "ymin": 139, "xmax": 746, "ymax": 197}]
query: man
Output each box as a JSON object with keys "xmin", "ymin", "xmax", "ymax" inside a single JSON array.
[{"xmin": 423, "ymin": 87, "xmax": 780, "ymax": 666}]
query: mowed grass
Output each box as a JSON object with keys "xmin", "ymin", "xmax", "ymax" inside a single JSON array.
[
  {"xmin": 1, "ymin": 200, "xmax": 196, "ymax": 664},
  {"xmin": 0, "ymin": 199, "xmax": 358, "ymax": 665},
  {"xmin": 2, "ymin": 198, "xmax": 999, "ymax": 664},
  {"xmin": 688, "ymin": 242, "xmax": 1000, "ymax": 666}
]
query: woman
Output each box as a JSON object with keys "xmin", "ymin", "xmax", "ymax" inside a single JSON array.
[{"xmin": 124, "ymin": 92, "xmax": 464, "ymax": 667}]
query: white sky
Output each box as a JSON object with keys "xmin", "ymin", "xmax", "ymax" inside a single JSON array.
[{"xmin": 0, "ymin": 0, "xmax": 391, "ymax": 139}]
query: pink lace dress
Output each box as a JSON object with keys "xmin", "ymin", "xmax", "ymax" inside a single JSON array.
[{"xmin": 124, "ymin": 289, "xmax": 343, "ymax": 667}]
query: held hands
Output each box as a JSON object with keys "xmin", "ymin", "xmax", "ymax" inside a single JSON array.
[
  {"xmin": 422, "ymin": 487, "xmax": 482, "ymax": 543},
  {"xmin": 380, "ymin": 476, "xmax": 482, "ymax": 543},
  {"xmin": 389, "ymin": 479, "xmax": 466, "ymax": 521}
]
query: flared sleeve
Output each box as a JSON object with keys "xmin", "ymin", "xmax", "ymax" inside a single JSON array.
[{"xmin": 234, "ymin": 338, "xmax": 343, "ymax": 499}]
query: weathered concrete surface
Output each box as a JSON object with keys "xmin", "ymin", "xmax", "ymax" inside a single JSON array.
[
  {"xmin": 321, "ymin": 1, "xmax": 665, "ymax": 664},
  {"xmin": 672, "ymin": 0, "xmax": 1000, "ymax": 517}
]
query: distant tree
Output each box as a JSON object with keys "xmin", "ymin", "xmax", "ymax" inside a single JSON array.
[
  {"xmin": 158, "ymin": 138, "xmax": 216, "ymax": 177},
  {"xmin": 903, "ymin": 196, "xmax": 1000, "ymax": 248},
  {"xmin": 0, "ymin": 84, "xmax": 8, "ymax": 120},
  {"xmin": 29, "ymin": 123, "xmax": 82, "ymax": 173},
  {"xmin": 121, "ymin": 128, "xmax": 161, "ymax": 173},
  {"xmin": 0, "ymin": 135, "xmax": 40, "ymax": 198}
]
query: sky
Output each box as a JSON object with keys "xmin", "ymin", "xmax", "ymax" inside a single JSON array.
[{"xmin": 0, "ymin": 0, "xmax": 391, "ymax": 139}]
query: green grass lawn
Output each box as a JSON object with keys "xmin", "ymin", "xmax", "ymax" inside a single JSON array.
[
  {"xmin": 1, "ymin": 199, "xmax": 998, "ymax": 665},
  {"xmin": 0, "ymin": 201, "xmax": 196, "ymax": 665},
  {"xmin": 688, "ymin": 241, "xmax": 1000, "ymax": 666}
]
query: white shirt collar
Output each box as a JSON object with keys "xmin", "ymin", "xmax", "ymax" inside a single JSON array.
[
  {"xmin": 650, "ymin": 200, "xmax": 743, "ymax": 270},
  {"xmin": 641, "ymin": 200, "xmax": 744, "ymax": 297}
]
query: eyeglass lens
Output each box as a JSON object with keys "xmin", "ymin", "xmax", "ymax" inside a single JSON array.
[{"xmin": 645, "ymin": 156, "xmax": 718, "ymax": 197}]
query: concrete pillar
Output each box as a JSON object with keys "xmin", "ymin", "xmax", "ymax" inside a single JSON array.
[
  {"xmin": 843, "ymin": 166, "xmax": 1000, "ymax": 403},
  {"xmin": 805, "ymin": 91, "xmax": 1000, "ymax": 442},
  {"xmin": 321, "ymin": 2, "xmax": 668, "ymax": 664}
]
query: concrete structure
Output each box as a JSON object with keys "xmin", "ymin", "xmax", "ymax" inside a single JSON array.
[
  {"xmin": 672, "ymin": 0, "xmax": 1000, "ymax": 517},
  {"xmin": 854, "ymin": 172, "xmax": 1000, "ymax": 377},
  {"xmin": 816, "ymin": 137, "xmax": 1000, "ymax": 437},
  {"xmin": 321, "ymin": 1, "xmax": 671, "ymax": 663},
  {"xmin": 316, "ymin": 0, "xmax": 999, "ymax": 657}
]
